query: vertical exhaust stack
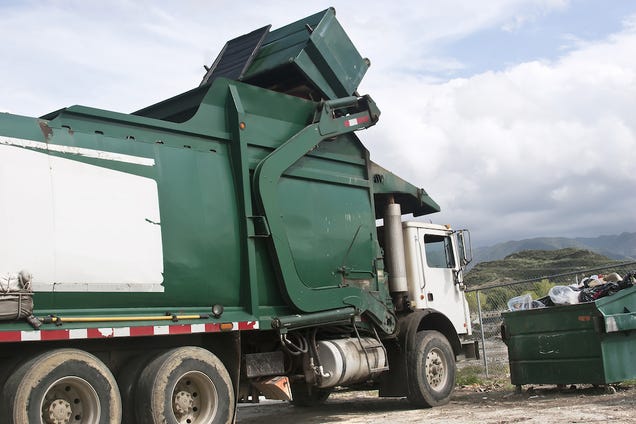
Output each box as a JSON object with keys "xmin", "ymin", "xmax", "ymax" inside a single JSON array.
[{"xmin": 384, "ymin": 199, "xmax": 409, "ymax": 311}]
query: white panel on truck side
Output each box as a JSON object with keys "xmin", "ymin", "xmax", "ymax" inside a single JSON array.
[{"xmin": 0, "ymin": 139, "xmax": 164, "ymax": 292}]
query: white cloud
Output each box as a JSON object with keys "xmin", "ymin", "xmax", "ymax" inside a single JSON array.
[
  {"xmin": 500, "ymin": 0, "xmax": 569, "ymax": 32},
  {"xmin": 364, "ymin": 14, "xmax": 636, "ymax": 245}
]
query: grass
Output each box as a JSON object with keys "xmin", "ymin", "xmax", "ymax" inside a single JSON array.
[
  {"xmin": 456, "ymin": 365, "xmax": 486, "ymax": 386},
  {"xmin": 455, "ymin": 364, "xmax": 516, "ymax": 390}
]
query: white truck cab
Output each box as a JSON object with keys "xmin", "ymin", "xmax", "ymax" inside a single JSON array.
[{"xmin": 402, "ymin": 222, "xmax": 473, "ymax": 336}]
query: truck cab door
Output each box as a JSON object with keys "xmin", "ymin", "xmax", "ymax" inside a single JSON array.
[{"xmin": 416, "ymin": 229, "xmax": 471, "ymax": 335}]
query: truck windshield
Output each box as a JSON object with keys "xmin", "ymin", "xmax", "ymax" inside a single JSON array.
[{"xmin": 424, "ymin": 234, "xmax": 456, "ymax": 269}]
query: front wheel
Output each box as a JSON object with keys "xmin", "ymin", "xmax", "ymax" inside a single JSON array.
[
  {"xmin": 0, "ymin": 348, "xmax": 121, "ymax": 423},
  {"xmin": 406, "ymin": 330, "xmax": 456, "ymax": 407},
  {"xmin": 135, "ymin": 346, "xmax": 234, "ymax": 424}
]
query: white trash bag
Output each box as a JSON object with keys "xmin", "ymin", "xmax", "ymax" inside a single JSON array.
[{"xmin": 548, "ymin": 285, "xmax": 580, "ymax": 305}]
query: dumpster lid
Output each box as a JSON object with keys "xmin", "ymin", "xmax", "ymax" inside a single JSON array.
[
  {"xmin": 202, "ymin": 8, "xmax": 369, "ymax": 100},
  {"xmin": 199, "ymin": 25, "xmax": 271, "ymax": 86},
  {"xmin": 595, "ymin": 284, "xmax": 636, "ymax": 333}
]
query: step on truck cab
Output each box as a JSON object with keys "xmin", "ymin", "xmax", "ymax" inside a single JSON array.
[{"xmin": 0, "ymin": 8, "xmax": 477, "ymax": 423}]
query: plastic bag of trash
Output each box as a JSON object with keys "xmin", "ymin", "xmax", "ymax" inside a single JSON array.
[
  {"xmin": 531, "ymin": 300, "xmax": 546, "ymax": 309},
  {"xmin": 548, "ymin": 285, "xmax": 580, "ymax": 305},
  {"xmin": 507, "ymin": 294, "xmax": 532, "ymax": 311}
]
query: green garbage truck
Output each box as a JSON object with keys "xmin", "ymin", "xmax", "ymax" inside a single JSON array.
[{"xmin": 0, "ymin": 8, "xmax": 476, "ymax": 424}]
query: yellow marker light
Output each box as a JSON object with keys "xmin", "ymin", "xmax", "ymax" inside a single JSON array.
[{"xmin": 220, "ymin": 323, "xmax": 234, "ymax": 332}]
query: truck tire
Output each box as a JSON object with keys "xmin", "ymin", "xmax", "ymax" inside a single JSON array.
[
  {"xmin": 406, "ymin": 330, "xmax": 455, "ymax": 408},
  {"xmin": 290, "ymin": 382, "xmax": 331, "ymax": 407},
  {"xmin": 117, "ymin": 351, "xmax": 157, "ymax": 424},
  {"xmin": 0, "ymin": 348, "xmax": 121, "ymax": 424},
  {"xmin": 135, "ymin": 346, "xmax": 234, "ymax": 424}
]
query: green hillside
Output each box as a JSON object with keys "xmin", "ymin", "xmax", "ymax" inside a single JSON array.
[
  {"xmin": 465, "ymin": 248, "xmax": 618, "ymax": 288},
  {"xmin": 471, "ymin": 232, "xmax": 636, "ymax": 266}
]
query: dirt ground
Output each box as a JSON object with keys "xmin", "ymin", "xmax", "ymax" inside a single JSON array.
[{"xmin": 236, "ymin": 383, "xmax": 636, "ymax": 423}]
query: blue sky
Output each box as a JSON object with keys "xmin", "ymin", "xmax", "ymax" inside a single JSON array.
[
  {"xmin": 1, "ymin": 1, "xmax": 635, "ymax": 247},
  {"xmin": 442, "ymin": 1, "xmax": 635, "ymax": 77}
]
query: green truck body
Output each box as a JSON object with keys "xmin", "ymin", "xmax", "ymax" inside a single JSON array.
[{"xmin": 0, "ymin": 9, "xmax": 475, "ymax": 424}]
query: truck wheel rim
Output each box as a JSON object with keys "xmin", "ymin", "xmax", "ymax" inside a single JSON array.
[
  {"xmin": 41, "ymin": 376, "xmax": 100, "ymax": 424},
  {"xmin": 172, "ymin": 371, "xmax": 218, "ymax": 424},
  {"xmin": 425, "ymin": 347, "xmax": 447, "ymax": 391}
]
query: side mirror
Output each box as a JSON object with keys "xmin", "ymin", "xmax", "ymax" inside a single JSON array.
[{"xmin": 456, "ymin": 230, "xmax": 473, "ymax": 267}]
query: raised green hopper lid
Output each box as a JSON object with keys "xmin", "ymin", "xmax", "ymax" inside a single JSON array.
[{"xmin": 201, "ymin": 8, "xmax": 369, "ymax": 100}]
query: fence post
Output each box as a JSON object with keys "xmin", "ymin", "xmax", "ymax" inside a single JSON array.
[{"xmin": 476, "ymin": 290, "xmax": 489, "ymax": 378}]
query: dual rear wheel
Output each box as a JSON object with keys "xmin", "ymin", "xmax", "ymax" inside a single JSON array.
[{"xmin": 0, "ymin": 347, "xmax": 234, "ymax": 424}]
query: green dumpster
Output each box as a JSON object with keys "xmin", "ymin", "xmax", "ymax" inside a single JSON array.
[{"xmin": 501, "ymin": 285, "xmax": 636, "ymax": 386}]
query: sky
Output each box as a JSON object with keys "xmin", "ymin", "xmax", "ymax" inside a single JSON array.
[{"xmin": 1, "ymin": 0, "xmax": 635, "ymax": 247}]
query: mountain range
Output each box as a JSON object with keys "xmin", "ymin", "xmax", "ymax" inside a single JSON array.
[{"xmin": 471, "ymin": 232, "xmax": 636, "ymax": 267}]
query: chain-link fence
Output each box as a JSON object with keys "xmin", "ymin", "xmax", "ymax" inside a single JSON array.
[{"xmin": 462, "ymin": 261, "xmax": 636, "ymax": 379}]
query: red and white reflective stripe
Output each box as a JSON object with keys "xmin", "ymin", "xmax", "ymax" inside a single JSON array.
[
  {"xmin": 0, "ymin": 321, "xmax": 259, "ymax": 343},
  {"xmin": 344, "ymin": 115, "xmax": 370, "ymax": 127}
]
